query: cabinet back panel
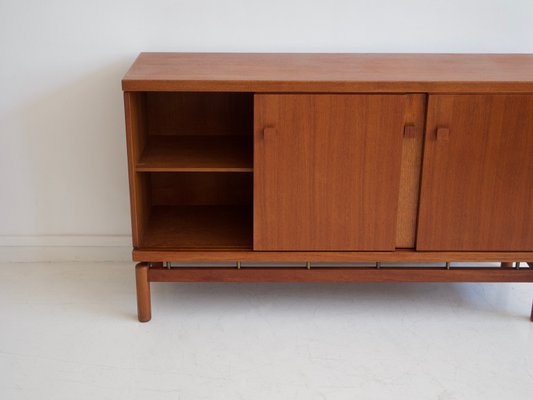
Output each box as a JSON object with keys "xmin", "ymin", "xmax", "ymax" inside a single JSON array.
[
  {"xmin": 145, "ymin": 92, "xmax": 253, "ymax": 136},
  {"xmin": 150, "ymin": 172, "xmax": 252, "ymax": 206}
]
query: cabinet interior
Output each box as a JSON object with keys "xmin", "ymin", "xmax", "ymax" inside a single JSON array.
[{"xmin": 129, "ymin": 92, "xmax": 253, "ymax": 249}]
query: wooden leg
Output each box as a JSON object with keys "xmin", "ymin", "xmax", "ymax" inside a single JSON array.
[
  {"xmin": 494, "ymin": 262, "xmax": 533, "ymax": 321},
  {"xmin": 526, "ymin": 262, "xmax": 533, "ymax": 321},
  {"xmin": 136, "ymin": 263, "xmax": 151, "ymax": 322}
]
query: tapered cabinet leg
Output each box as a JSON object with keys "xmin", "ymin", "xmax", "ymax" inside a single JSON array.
[
  {"xmin": 524, "ymin": 260, "xmax": 533, "ymax": 321},
  {"xmin": 501, "ymin": 262, "xmax": 514, "ymax": 268},
  {"xmin": 136, "ymin": 263, "xmax": 151, "ymax": 322}
]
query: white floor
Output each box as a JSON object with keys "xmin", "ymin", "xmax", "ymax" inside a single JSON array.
[{"xmin": 1, "ymin": 262, "xmax": 533, "ymax": 400}]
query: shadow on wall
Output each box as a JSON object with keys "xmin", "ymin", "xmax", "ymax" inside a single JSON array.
[{"xmin": 3, "ymin": 57, "xmax": 136, "ymax": 237}]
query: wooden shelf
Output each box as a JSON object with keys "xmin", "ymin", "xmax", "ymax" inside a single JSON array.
[
  {"xmin": 141, "ymin": 205, "xmax": 252, "ymax": 249},
  {"xmin": 136, "ymin": 135, "xmax": 252, "ymax": 172}
]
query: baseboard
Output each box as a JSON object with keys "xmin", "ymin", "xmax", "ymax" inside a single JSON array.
[
  {"xmin": 0, "ymin": 235, "xmax": 131, "ymax": 247},
  {"xmin": 0, "ymin": 235, "xmax": 132, "ymax": 262}
]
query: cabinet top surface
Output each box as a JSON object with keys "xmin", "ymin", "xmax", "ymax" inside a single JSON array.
[{"xmin": 122, "ymin": 52, "xmax": 533, "ymax": 93}]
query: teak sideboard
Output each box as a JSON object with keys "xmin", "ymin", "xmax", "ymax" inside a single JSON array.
[{"xmin": 122, "ymin": 53, "xmax": 533, "ymax": 322}]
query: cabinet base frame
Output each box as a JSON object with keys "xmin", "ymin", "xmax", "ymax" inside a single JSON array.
[
  {"xmin": 135, "ymin": 261, "xmax": 533, "ymax": 322},
  {"xmin": 133, "ymin": 250, "xmax": 533, "ymax": 263}
]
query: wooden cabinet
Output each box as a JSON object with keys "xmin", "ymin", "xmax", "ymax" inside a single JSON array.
[
  {"xmin": 418, "ymin": 95, "xmax": 533, "ymax": 251},
  {"xmin": 254, "ymin": 94, "xmax": 421, "ymax": 251},
  {"xmin": 123, "ymin": 53, "xmax": 533, "ymax": 322}
]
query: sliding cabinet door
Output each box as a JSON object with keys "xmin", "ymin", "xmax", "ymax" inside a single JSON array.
[
  {"xmin": 417, "ymin": 95, "xmax": 533, "ymax": 250},
  {"xmin": 254, "ymin": 94, "xmax": 420, "ymax": 251}
]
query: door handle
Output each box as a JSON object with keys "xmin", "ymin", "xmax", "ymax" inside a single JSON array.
[
  {"xmin": 263, "ymin": 127, "xmax": 275, "ymax": 138},
  {"xmin": 404, "ymin": 124, "xmax": 417, "ymax": 139},
  {"xmin": 436, "ymin": 127, "xmax": 450, "ymax": 141}
]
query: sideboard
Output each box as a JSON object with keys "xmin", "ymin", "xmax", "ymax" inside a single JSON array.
[{"xmin": 122, "ymin": 53, "xmax": 533, "ymax": 322}]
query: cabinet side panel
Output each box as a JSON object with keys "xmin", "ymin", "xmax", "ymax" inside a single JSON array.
[
  {"xmin": 124, "ymin": 92, "xmax": 150, "ymax": 247},
  {"xmin": 395, "ymin": 94, "xmax": 427, "ymax": 248}
]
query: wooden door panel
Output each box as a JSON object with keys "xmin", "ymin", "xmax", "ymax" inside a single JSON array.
[
  {"xmin": 417, "ymin": 95, "xmax": 533, "ymax": 251},
  {"xmin": 254, "ymin": 94, "xmax": 416, "ymax": 251}
]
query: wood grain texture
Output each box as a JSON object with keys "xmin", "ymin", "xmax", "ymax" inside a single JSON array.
[
  {"xmin": 395, "ymin": 94, "xmax": 426, "ymax": 248},
  {"xmin": 133, "ymin": 249, "xmax": 533, "ymax": 263},
  {"xmin": 141, "ymin": 206, "xmax": 252, "ymax": 249},
  {"xmin": 135, "ymin": 263, "xmax": 151, "ymax": 322},
  {"xmin": 418, "ymin": 95, "xmax": 533, "ymax": 251},
  {"xmin": 123, "ymin": 53, "xmax": 533, "ymax": 93},
  {"xmin": 124, "ymin": 92, "xmax": 150, "ymax": 246},
  {"xmin": 146, "ymin": 92, "xmax": 252, "ymax": 135},
  {"xmin": 136, "ymin": 135, "xmax": 253, "ymax": 172},
  {"xmin": 150, "ymin": 172, "xmax": 252, "ymax": 206},
  {"xmin": 254, "ymin": 94, "xmax": 408, "ymax": 251},
  {"xmin": 147, "ymin": 266, "xmax": 533, "ymax": 283}
]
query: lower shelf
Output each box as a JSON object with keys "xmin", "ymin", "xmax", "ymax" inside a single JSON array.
[{"xmin": 142, "ymin": 205, "xmax": 252, "ymax": 249}]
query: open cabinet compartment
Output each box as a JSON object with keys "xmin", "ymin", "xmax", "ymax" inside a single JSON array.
[
  {"xmin": 133, "ymin": 92, "xmax": 253, "ymax": 172},
  {"xmin": 136, "ymin": 172, "xmax": 252, "ymax": 249},
  {"xmin": 125, "ymin": 91, "xmax": 253, "ymax": 249}
]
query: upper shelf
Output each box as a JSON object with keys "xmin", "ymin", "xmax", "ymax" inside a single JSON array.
[
  {"xmin": 122, "ymin": 53, "xmax": 533, "ymax": 93},
  {"xmin": 136, "ymin": 135, "xmax": 253, "ymax": 172}
]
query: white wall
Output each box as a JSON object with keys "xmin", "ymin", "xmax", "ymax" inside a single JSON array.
[{"xmin": 1, "ymin": 0, "xmax": 532, "ymax": 254}]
